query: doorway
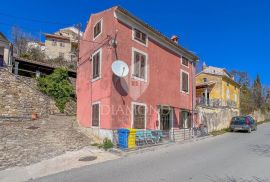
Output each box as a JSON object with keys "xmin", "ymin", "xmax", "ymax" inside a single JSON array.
[{"xmin": 159, "ymin": 107, "xmax": 172, "ymax": 131}]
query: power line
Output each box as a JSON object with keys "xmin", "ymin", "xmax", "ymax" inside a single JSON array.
[{"xmin": 0, "ymin": 12, "xmax": 70, "ymax": 26}]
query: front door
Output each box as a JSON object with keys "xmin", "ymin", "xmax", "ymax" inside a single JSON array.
[{"xmin": 160, "ymin": 108, "xmax": 171, "ymax": 131}]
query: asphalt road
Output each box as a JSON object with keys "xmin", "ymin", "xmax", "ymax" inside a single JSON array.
[{"xmin": 34, "ymin": 123, "xmax": 270, "ymax": 182}]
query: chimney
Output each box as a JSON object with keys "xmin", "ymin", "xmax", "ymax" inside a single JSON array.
[
  {"xmin": 202, "ymin": 62, "xmax": 207, "ymax": 71},
  {"xmin": 171, "ymin": 35, "xmax": 178, "ymax": 44}
]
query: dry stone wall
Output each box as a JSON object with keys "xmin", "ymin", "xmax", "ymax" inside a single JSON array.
[{"xmin": 0, "ymin": 68, "xmax": 59, "ymax": 121}]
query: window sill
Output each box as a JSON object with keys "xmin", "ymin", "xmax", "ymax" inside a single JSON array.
[
  {"xmin": 93, "ymin": 33, "xmax": 102, "ymax": 41},
  {"xmin": 92, "ymin": 77, "xmax": 101, "ymax": 82},
  {"xmin": 180, "ymin": 90, "xmax": 190, "ymax": 95},
  {"xmin": 132, "ymin": 75, "xmax": 147, "ymax": 82}
]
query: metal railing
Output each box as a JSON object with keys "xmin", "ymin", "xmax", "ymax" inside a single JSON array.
[
  {"xmin": 196, "ymin": 97, "xmax": 237, "ymax": 108},
  {"xmin": 112, "ymin": 127, "xmax": 208, "ymax": 151}
]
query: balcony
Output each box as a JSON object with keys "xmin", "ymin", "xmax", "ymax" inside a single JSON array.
[{"xmin": 196, "ymin": 97, "xmax": 237, "ymax": 108}]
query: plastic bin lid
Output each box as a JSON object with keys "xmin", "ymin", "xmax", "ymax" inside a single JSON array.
[{"xmin": 117, "ymin": 128, "xmax": 130, "ymax": 133}]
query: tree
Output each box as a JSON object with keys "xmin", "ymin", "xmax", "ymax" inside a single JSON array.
[
  {"xmin": 37, "ymin": 68, "xmax": 74, "ymax": 112},
  {"xmin": 240, "ymin": 84, "xmax": 253, "ymax": 114},
  {"xmin": 11, "ymin": 26, "xmax": 33, "ymax": 56},
  {"xmin": 251, "ymin": 74, "xmax": 263, "ymax": 109},
  {"xmin": 230, "ymin": 70, "xmax": 250, "ymax": 87}
]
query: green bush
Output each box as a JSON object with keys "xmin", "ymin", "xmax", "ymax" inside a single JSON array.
[
  {"xmin": 102, "ymin": 138, "xmax": 114, "ymax": 150},
  {"xmin": 37, "ymin": 68, "xmax": 74, "ymax": 112}
]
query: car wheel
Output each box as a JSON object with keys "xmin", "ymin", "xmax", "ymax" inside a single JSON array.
[
  {"xmin": 231, "ymin": 129, "xmax": 234, "ymax": 132},
  {"xmin": 248, "ymin": 128, "xmax": 251, "ymax": 133}
]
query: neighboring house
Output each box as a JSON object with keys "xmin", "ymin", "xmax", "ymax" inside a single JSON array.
[
  {"xmin": 77, "ymin": 6, "xmax": 199, "ymax": 139},
  {"xmin": 27, "ymin": 41, "xmax": 46, "ymax": 52},
  {"xmin": 44, "ymin": 26, "xmax": 83, "ymax": 62},
  {"xmin": 196, "ymin": 62, "xmax": 240, "ymax": 108},
  {"xmin": 0, "ymin": 32, "xmax": 12, "ymax": 68}
]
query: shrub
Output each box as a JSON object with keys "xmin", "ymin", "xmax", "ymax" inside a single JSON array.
[{"xmin": 37, "ymin": 68, "xmax": 74, "ymax": 112}]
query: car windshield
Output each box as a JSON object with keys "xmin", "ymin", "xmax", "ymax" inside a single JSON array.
[{"xmin": 232, "ymin": 117, "xmax": 247, "ymax": 125}]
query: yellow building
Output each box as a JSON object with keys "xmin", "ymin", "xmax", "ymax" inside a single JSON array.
[{"xmin": 196, "ymin": 63, "xmax": 240, "ymax": 109}]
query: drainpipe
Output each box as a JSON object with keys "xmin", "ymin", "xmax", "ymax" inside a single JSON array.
[{"xmin": 191, "ymin": 61, "xmax": 195, "ymax": 130}]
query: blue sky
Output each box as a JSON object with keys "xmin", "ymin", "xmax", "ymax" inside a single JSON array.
[{"xmin": 0, "ymin": 0, "xmax": 269, "ymax": 85}]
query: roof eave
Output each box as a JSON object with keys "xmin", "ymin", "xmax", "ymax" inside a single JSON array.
[{"xmin": 115, "ymin": 6, "xmax": 199, "ymax": 62}]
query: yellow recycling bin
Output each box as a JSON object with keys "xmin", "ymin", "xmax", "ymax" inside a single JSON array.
[{"xmin": 128, "ymin": 128, "xmax": 137, "ymax": 149}]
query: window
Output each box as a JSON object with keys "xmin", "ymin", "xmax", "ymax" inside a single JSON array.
[
  {"xmin": 203, "ymin": 78, "xmax": 208, "ymax": 83},
  {"xmin": 92, "ymin": 103, "xmax": 100, "ymax": 127},
  {"xmin": 132, "ymin": 103, "xmax": 146, "ymax": 129},
  {"xmin": 132, "ymin": 49, "xmax": 147, "ymax": 81},
  {"xmin": 94, "ymin": 20, "xmax": 102, "ymax": 39},
  {"xmin": 182, "ymin": 56, "xmax": 189, "ymax": 67},
  {"xmin": 181, "ymin": 71, "xmax": 189, "ymax": 93},
  {"xmin": 180, "ymin": 111, "xmax": 191, "ymax": 129},
  {"xmin": 60, "ymin": 42, "xmax": 65, "ymax": 47},
  {"xmin": 92, "ymin": 49, "xmax": 102, "ymax": 80},
  {"xmin": 134, "ymin": 29, "xmax": 147, "ymax": 44},
  {"xmin": 52, "ymin": 39, "xmax": 57, "ymax": 46},
  {"xmin": 227, "ymin": 82, "xmax": 229, "ymax": 86},
  {"xmin": 234, "ymin": 93, "xmax": 238, "ymax": 103},
  {"xmin": 59, "ymin": 52, "xmax": 64, "ymax": 58}
]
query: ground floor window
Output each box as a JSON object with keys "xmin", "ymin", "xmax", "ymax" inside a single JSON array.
[
  {"xmin": 180, "ymin": 111, "xmax": 191, "ymax": 129},
  {"xmin": 92, "ymin": 102, "xmax": 100, "ymax": 127},
  {"xmin": 132, "ymin": 103, "xmax": 146, "ymax": 129}
]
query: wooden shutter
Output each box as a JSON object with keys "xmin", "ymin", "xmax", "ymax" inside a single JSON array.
[
  {"xmin": 133, "ymin": 105, "xmax": 145, "ymax": 129},
  {"xmin": 92, "ymin": 104, "xmax": 99, "ymax": 127},
  {"xmin": 93, "ymin": 52, "xmax": 100, "ymax": 79},
  {"xmin": 182, "ymin": 72, "xmax": 189, "ymax": 92},
  {"xmin": 94, "ymin": 22, "xmax": 101, "ymax": 38},
  {"xmin": 134, "ymin": 52, "xmax": 140, "ymax": 77},
  {"xmin": 140, "ymin": 54, "xmax": 146, "ymax": 79}
]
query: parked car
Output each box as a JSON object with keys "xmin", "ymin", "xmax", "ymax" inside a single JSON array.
[{"xmin": 230, "ymin": 116, "xmax": 257, "ymax": 133}]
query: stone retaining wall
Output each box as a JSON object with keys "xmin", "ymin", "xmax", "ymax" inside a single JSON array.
[
  {"xmin": 0, "ymin": 68, "xmax": 59, "ymax": 121},
  {"xmin": 196, "ymin": 106, "xmax": 240, "ymax": 132}
]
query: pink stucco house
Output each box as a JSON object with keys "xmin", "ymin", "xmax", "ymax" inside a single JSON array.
[{"xmin": 77, "ymin": 6, "xmax": 199, "ymax": 139}]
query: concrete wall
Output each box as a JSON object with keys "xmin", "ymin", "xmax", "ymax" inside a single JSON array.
[
  {"xmin": 197, "ymin": 106, "xmax": 239, "ymax": 132},
  {"xmin": 45, "ymin": 38, "xmax": 73, "ymax": 61},
  {"xmin": 0, "ymin": 68, "xmax": 59, "ymax": 121}
]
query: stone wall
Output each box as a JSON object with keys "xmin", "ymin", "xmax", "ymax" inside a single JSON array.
[
  {"xmin": 251, "ymin": 110, "xmax": 270, "ymax": 122},
  {"xmin": 0, "ymin": 68, "xmax": 59, "ymax": 121},
  {"xmin": 196, "ymin": 106, "xmax": 239, "ymax": 132}
]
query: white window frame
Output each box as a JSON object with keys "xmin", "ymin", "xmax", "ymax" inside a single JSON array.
[
  {"xmin": 180, "ymin": 69, "xmax": 190, "ymax": 94},
  {"xmin": 132, "ymin": 28, "xmax": 148, "ymax": 47},
  {"xmin": 93, "ymin": 18, "xmax": 103, "ymax": 40},
  {"xmin": 91, "ymin": 48, "xmax": 102, "ymax": 82},
  {"xmin": 91, "ymin": 101, "xmax": 100, "ymax": 128},
  {"xmin": 131, "ymin": 102, "xmax": 147, "ymax": 129},
  {"xmin": 131, "ymin": 47, "xmax": 148, "ymax": 82},
  {"xmin": 181, "ymin": 56, "xmax": 189, "ymax": 68}
]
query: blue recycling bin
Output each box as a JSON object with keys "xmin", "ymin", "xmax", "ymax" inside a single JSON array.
[{"xmin": 117, "ymin": 128, "xmax": 129, "ymax": 149}]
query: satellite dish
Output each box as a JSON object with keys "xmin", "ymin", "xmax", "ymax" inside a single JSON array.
[{"xmin": 111, "ymin": 60, "xmax": 129, "ymax": 77}]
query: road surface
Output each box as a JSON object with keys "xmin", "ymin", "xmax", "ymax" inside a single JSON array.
[{"xmin": 34, "ymin": 123, "xmax": 270, "ymax": 182}]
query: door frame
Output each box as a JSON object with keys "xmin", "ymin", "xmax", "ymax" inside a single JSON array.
[{"xmin": 158, "ymin": 105, "xmax": 173, "ymax": 130}]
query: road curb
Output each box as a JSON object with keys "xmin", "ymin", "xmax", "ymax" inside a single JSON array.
[{"xmin": 109, "ymin": 135, "xmax": 212, "ymax": 157}]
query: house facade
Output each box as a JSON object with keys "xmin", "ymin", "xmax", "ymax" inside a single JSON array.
[
  {"xmin": 196, "ymin": 63, "xmax": 240, "ymax": 109},
  {"xmin": 44, "ymin": 27, "xmax": 82, "ymax": 62},
  {"xmin": 77, "ymin": 6, "xmax": 198, "ymax": 139},
  {"xmin": 0, "ymin": 32, "xmax": 12, "ymax": 68}
]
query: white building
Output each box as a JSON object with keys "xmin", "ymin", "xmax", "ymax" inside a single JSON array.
[{"xmin": 0, "ymin": 32, "xmax": 12, "ymax": 68}]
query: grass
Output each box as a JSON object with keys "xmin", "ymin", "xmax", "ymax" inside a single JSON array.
[
  {"xmin": 209, "ymin": 128, "xmax": 231, "ymax": 136},
  {"xmin": 209, "ymin": 120, "xmax": 270, "ymax": 136},
  {"xmin": 257, "ymin": 120, "xmax": 270, "ymax": 125}
]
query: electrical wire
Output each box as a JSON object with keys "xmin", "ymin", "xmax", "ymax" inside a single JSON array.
[{"xmin": 0, "ymin": 12, "xmax": 69, "ymax": 26}]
